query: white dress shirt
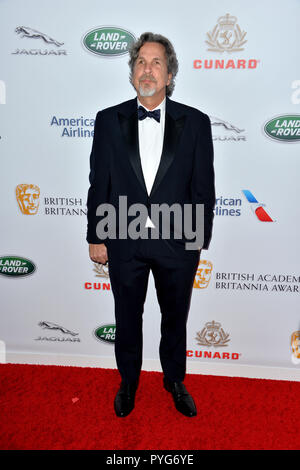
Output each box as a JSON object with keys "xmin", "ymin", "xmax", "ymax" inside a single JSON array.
[{"xmin": 137, "ymin": 97, "xmax": 166, "ymax": 228}]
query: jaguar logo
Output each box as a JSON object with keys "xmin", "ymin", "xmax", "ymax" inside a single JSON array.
[
  {"xmin": 15, "ymin": 26, "xmax": 64, "ymax": 47},
  {"xmin": 210, "ymin": 116, "xmax": 244, "ymax": 134},
  {"xmin": 38, "ymin": 321, "xmax": 78, "ymax": 336}
]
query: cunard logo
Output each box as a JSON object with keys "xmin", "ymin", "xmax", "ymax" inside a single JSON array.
[
  {"xmin": 194, "ymin": 14, "xmax": 258, "ymax": 70},
  {"xmin": 93, "ymin": 262, "xmax": 109, "ymax": 278},
  {"xmin": 84, "ymin": 261, "xmax": 110, "ymax": 290},
  {"xmin": 196, "ymin": 321, "xmax": 230, "ymax": 347},
  {"xmin": 206, "ymin": 14, "xmax": 247, "ymax": 53}
]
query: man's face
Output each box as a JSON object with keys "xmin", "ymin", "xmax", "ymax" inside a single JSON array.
[{"xmin": 132, "ymin": 42, "xmax": 172, "ymax": 101}]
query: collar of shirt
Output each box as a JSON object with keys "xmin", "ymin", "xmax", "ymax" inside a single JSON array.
[{"xmin": 137, "ymin": 97, "xmax": 166, "ymax": 126}]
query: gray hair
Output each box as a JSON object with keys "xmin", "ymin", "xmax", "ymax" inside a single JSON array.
[{"xmin": 128, "ymin": 32, "xmax": 178, "ymax": 97}]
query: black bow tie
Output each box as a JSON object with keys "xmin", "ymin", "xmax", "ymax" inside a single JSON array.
[{"xmin": 138, "ymin": 106, "xmax": 161, "ymax": 123}]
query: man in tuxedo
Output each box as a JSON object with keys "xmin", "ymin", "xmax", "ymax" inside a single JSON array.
[{"xmin": 87, "ymin": 32, "xmax": 215, "ymax": 417}]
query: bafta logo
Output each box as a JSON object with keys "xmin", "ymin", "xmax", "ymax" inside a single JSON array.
[
  {"xmin": 206, "ymin": 14, "xmax": 247, "ymax": 52},
  {"xmin": 16, "ymin": 184, "xmax": 40, "ymax": 215},
  {"xmin": 196, "ymin": 321, "xmax": 230, "ymax": 348},
  {"xmin": 291, "ymin": 331, "xmax": 300, "ymax": 361},
  {"xmin": 193, "ymin": 260, "xmax": 212, "ymax": 289}
]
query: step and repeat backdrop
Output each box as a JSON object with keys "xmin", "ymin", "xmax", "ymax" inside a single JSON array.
[{"xmin": 1, "ymin": 0, "xmax": 300, "ymax": 377}]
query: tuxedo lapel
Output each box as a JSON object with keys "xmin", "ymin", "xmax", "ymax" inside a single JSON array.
[
  {"xmin": 118, "ymin": 97, "xmax": 186, "ymax": 198},
  {"xmin": 118, "ymin": 100, "xmax": 148, "ymax": 194},
  {"xmin": 150, "ymin": 99, "xmax": 186, "ymax": 198}
]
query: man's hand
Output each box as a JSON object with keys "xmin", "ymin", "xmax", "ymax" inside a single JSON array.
[{"xmin": 89, "ymin": 243, "xmax": 108, "ymax": 265}]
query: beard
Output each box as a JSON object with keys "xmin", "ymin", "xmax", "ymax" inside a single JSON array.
[
  {"xmin": 138, "ymin": 75, "xmax": 157, "ymax": 97},
  {"xmin": 139, "ymin": 86, "xmax": 156, "ymax": 97}
]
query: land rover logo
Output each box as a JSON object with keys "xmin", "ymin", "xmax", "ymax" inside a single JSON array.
[
  {"xmin": 94, "ymin": 324, "xmax": 116, "ymax": 344},
  {"xmin": 264, "ymin": 115, "xmax": 300, "ymax": 142},
  {"xmin": 83, "ymin": 27, "xmax": 135, "ymax": 57},
  {"xmin": 0, "ymin": 256, "xmax": 36, "ymax": 277}
]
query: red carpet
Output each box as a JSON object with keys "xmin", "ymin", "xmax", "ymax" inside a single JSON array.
[{"xmin": 0, "ymin": 363, "xmax": 299, "ymax": 450}]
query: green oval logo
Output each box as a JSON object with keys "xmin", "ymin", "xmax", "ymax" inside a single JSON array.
[
  {"xmin": 94, "ymin": 324, "xmax": 116, "ymax": 344},
  {"xmin": 264, "ymin": 115, "xmax": 300, "ymax": 142},
  {"xmin": 0, "ymin": 256, "xmax": 36, "ymax": 277},
  {"xmin": 83, "ymin": 27, "xmax": 135, "ymax": 57}
]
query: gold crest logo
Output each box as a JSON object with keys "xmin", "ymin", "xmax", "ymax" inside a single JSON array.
[
  {"xmin": 194, "ymin": 260, "xmax": 212, "ymax": 289},
  {"xmin": 196, "ymin": 321, "xmax": 230, "ymax": 347},
  {"xmin": 93, "ymin": 262, "xmax": 109, "ymax": 278},
  {"xmin": 206, "ymin": 14, "xmax": 247, "ymax": 52},
  {"xmin": 16, "ymin": 184, "xmax": 40, "ymax": 215}
]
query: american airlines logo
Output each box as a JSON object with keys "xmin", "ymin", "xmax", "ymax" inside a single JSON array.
[{"xmin": 242, "ymin": 190, "xmax": 274, "ymax": 222}]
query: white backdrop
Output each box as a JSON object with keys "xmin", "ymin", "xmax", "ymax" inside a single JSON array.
[{"xmin": 1, "ymin": 0, "xmax": 300, "ymax": 380}]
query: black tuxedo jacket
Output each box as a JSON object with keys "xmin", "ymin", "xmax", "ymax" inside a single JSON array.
[{"xmin": 86, "ymin": 96, "xmax": 215, "ymax": 260}]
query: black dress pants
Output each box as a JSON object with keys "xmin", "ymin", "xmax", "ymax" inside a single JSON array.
[{"xmin": 108, "ymin": 238, "xmax": 200, "ymax": 384}]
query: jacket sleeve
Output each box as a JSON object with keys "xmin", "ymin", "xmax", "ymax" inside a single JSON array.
[
  {"xmin": 191, "ymin": 114, "xmax": 215, "ymax": 249},
  {"xmin": 86, "ymin": 111, "xmax": 111, "ymax": 244}
]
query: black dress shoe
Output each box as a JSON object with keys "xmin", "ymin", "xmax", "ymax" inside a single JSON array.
[
  {"xmin": 163, "ymin": 377, "xmax": 197, "ymax": 417},
  {"xmin": 114, "ymin": 381, "xmax": 138, "ymax": 417}
]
